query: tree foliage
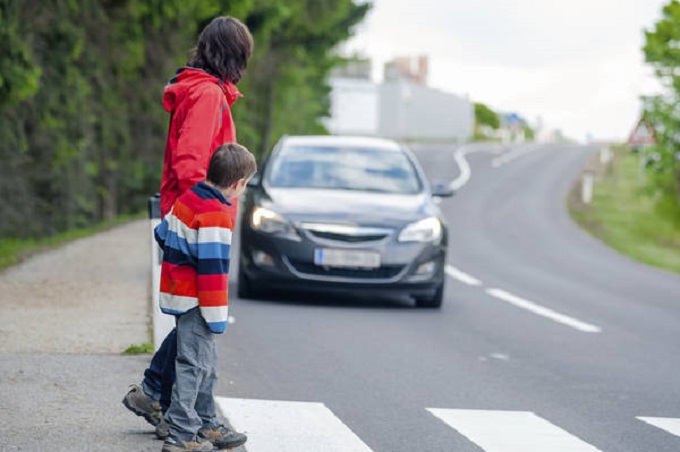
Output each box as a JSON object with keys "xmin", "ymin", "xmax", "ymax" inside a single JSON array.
[
  {"xmin": 473, "ymin": 102, "xmax": 500, "ymax": 130},
  {"xmin": 0, "ymin": 0, "xmax": 369, "ymax": 238},
  {"xmin": 642, "ymin": 0, "xmax": 680, "ymax": 201}
]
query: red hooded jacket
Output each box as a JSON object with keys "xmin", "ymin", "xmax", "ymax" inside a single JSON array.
[{"xmin": 159, "ymin": 67, "xmax": 243, "ymax": 218}]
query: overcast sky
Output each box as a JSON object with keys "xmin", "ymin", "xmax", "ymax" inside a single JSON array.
[{"xmin": 345, "ymin": 0, "xmax": 668, "ymax": 141}]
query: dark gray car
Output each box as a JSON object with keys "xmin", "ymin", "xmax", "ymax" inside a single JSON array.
[{"xmin": 237, "ymin": 135, "xmax": 452, "ymax": 307}]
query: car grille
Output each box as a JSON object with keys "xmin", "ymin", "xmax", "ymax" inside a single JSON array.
[
  {"xmin": 299, "ymin": 223, "xmax": 393, "ymax": 244},
  {"xmin": 307, "ymin": 230, "xmax": 389, "ymax": 242},
  {"xmin": 287, "ymin": 260, "xmax": 404, "ymax": 280}
]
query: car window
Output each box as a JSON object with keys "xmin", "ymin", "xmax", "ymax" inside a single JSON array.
[{"xmin": 267, "ymin": 146, "xmax": 422, "ymax": 194}]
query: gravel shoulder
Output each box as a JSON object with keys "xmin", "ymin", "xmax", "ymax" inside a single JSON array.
[{"xmin": 0, "ymin": 220, "xmax": 150, "ymax": 354}]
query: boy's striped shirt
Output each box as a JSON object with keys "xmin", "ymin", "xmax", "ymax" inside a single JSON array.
[{"xmin": 155, "ymin": 181, "xmax": 233, "ymax": 333}]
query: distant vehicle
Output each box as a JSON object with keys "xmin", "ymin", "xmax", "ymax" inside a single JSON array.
[{"xmin": 237, "ymin": 135, "xmax": 453, "ymax": 308}]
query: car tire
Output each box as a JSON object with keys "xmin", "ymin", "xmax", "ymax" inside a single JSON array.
[
  {"xmin": 415, "ymin": 281, "xmax": 444, "ymax": 308},
  {"xmin": 237, "ymin": 266, "xmax": 256, "ymax": 300}
]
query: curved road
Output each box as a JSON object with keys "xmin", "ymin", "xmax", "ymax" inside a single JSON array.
[{"xmin": 216, "ymin": 143, "xmax": 680, "ymax": 452}]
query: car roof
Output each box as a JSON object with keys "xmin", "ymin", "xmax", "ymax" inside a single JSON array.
[{"xmin": 281, "ymin": 135, "xmax": 403, "ymax": 152}]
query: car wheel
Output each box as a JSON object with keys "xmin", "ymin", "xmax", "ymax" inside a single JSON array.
[{"xmin": 415, "ymin": 281, "xmax": 444, "ymax": 308}]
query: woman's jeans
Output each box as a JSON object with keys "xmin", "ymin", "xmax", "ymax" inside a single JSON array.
[{"xmin": 142, "ymin": 328, "xmax": 177, "ymax": 412}]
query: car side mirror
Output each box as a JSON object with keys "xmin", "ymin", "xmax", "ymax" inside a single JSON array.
[{"xmin": 431, "ymin": 181, "xmax": 455, "ymax": 198}]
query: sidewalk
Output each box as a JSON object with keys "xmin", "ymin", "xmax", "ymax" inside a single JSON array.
[{"xmin": 1, "ymin": 221, "xmax": 171, "ymax": 451}]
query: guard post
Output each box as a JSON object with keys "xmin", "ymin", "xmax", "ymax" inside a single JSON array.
[{"xmin": 148, "ymin": 194, "xmax": 175, "ymax": 350}]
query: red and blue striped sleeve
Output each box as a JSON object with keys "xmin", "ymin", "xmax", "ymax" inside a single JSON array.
[{"xmin": 195, "ymin": 202, "xmax": 233, "ymax": 333}]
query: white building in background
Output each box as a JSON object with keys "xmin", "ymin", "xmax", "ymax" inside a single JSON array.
[
  {"xmin": 324, "ymin": 56, "xmax": 473, "ymax": 142},
  {"xmin": 378, "ymin": 79, "xmax": 473, "ymax": 141},
  {"xmin": 325, "ymin": 77, "xmax": 379, "ymax": 136}
]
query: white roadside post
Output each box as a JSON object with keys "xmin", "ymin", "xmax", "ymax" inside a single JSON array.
[
  {"xmin": 600, "ymin": 147, "xmax": 612, "ymax": 165},
  {"xmin": 582, "ymin": 170, "xmax": 594, "ymax": 204},
  {"xmin": 148, "ymin": 194, "xmax": 175, "ymax": 351}
]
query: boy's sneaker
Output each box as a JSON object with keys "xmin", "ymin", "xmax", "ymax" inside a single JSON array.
[
  {"xmin": 122, "ymin": 384, "xmax": 163, "ymax": 427},
  {"xmin": 198, "ymin": 425, "xmax": 247, "ymax": 450},
  {"xmin": 161, "ymin": 436, "xmax": 214, "ymax": 452}
]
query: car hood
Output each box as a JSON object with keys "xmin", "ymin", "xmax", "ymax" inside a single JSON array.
[{"xmin": 258, "ymin": 187, "xmax": 437, "ymax": 228}]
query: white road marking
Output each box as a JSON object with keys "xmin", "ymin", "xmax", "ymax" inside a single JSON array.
[
  {"xmin": 427, "ymin": 409, "xmax": 601, "ymax": 452},
  {"xmin": 451, "ymin": 143, "xmax": 525, "ymax": 190},
  {"xmin": 442, "ymin": 266, "xmax": 601, "ymax": 334},
  {"xmin": 485, "ymin": 288, "xmax": 602, "ymax": 333},
  {"xmin": 445, "ymin": 265, "xmax": 483, "ymax": 286},
  {"xmin": 491, "ymin": 145, "xmax": 540, "ymax": 168},
  {"xmin": 450, "ymin": 145, "xmax": 488, "ymax": 191},
  {"xmin": 215, "ymin": 397, "xmax": 672, "ymax": 450},
  {"xmin": 638, "ymin": 417, "xmax": 680, "ymax": 437},
  {"xmin": 215, "ymin": 397, "xmax": 373, "ymax": 452}
]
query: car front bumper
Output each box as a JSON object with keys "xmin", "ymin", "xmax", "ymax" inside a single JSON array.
[{"xmin": 239, "ymin": 230, "xmax": 446, "ymax": 298}]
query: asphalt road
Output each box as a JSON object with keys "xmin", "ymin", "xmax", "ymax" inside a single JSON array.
[{"xmin": 214, "ymin": 142, "xmax": 680, "ymax": 452}]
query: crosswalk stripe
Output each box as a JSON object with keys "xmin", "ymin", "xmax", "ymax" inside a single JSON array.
[
  {"xmin": 427, "ymin": 409, "xmax": 601, "ymax": 451},
  {"xmin": 215, "ymin": 397, "xmax": 373, "ymax": 452},
  {"xmin": 638, "ymin": 417, "xmax": 680, "ymax": 437}
]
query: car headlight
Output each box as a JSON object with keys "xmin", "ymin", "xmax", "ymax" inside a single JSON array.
[
  {"xmin": 251, "ymin": 207, "xmax": 301, "ymax": 241},
  {"xmin": 398, "ymin": 217, "xmax": 442, "ymax": 242}
]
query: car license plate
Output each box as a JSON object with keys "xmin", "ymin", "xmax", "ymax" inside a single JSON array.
[{"xmin": 314, "ymin": 248, "xmax": 380, "ymax": 268}]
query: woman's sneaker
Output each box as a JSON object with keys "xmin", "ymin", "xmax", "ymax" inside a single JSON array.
[
  {"xmin": 198, "ymin": 425, "xmax": 247, "ymax": 449},
  {"xmin": 161, "ymin": 436, "xmax": 213, "ymax": 452},
  {"xmin": 156, "ymin": 417, "xmax": 170, "ymax": 439},
  {"xmin": 122, "ymin": 384, "xmax": 163, "ymax": 427}
]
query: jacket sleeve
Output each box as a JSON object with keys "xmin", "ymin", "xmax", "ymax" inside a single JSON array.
[
  {"xmin": 195, "ymin": 212, "xmax": 232, "ymax": 334},
  {"xmin": 154, "ymin": 217, "xmax": 169, "ymax": 249},
  {"xmin": 172, "ymin": 86, "xmax": 223, "ymax": 197}
]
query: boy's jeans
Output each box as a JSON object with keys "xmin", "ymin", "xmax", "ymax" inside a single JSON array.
[
  {"xmin": 142, "ymin": 328, "xmax": 177, "ymax": 412},
  {"xmin": 164, "ymin": 307, "xmax": 221, "ymax": 440}
]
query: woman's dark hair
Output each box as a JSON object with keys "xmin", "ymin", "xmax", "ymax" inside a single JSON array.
[
  {"xmin": 207, "ymin": 143, "xmax": 257, "ymax": 189},
  {"xmin": 189, "ymin": 16, "xmax": 253, "ymax": 84}
]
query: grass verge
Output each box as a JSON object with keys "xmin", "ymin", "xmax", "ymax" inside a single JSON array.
[
  {"xmin": 122, "ymin": 342, "xmax": 154, "ymax": 355},
  {"xmin": 568, "ymin": 146, "xmax": 680, "ymax": 275},
  {"xmin": 0, "ymin": 213, "xmax": 144, "ymax": 271}
]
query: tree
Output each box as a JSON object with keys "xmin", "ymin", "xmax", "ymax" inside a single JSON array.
[
  {"xmin": 474, "ymin": 102, "xmax": 500, "ymax": 130},
  {"xmin": 642, "ymin": 0, "xmax": 680, "ymax": 201},
  {"xmin": 0, "ymin": 0, "xmax": 370, "ymax": 239}
]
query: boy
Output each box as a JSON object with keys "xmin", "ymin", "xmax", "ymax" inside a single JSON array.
[{"xmin": 155, "ymin": 143, "xmax": 256, "ymax": 452}]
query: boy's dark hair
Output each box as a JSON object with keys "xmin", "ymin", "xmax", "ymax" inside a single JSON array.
[
  {"xmin": 207, "ymin": 143, "xmax": 257, "ymax": 188},
  {"xmin": 190, "ymin": 16, "xmax": 253, "ymax": 84}
]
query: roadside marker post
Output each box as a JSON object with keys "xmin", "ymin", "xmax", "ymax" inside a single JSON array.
[
  {"xmin": 148, "ymin": 194, "xmax": 175, "ymax": 350},
  {"xmin": 582, "ymin": 171, "xmax": 594, "ymax": 204},
  {"xmin": 600, "ymin": 147, "xmax": 612, "ymax": 165}
]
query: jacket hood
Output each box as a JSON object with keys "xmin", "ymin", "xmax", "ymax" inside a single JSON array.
[{"xmin": 163, "ymin": 67, "xmax": 242, "ymax": 113}]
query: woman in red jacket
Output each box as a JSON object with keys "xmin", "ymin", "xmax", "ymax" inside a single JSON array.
[{"xmin": 123, "ymin": 16, "xmax": 253, "ymax": 451}]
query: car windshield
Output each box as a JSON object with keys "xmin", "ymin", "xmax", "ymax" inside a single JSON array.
[{"xmin": 266, "ymin": 145, "xmax": 422, "ymax": 194}]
